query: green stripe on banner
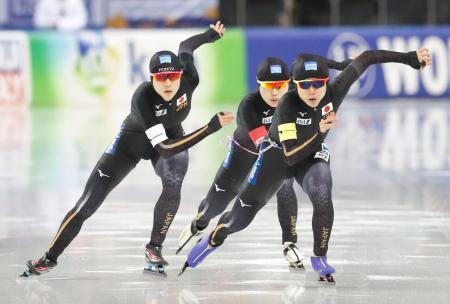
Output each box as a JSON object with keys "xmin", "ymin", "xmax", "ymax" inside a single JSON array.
[
  {"xmin": 204, "ymin": 29, "xmax": 247, "ymax": 105},
  {"xmin": 29, "ymin": 32, "xmax": 73, "ymax": 107}
]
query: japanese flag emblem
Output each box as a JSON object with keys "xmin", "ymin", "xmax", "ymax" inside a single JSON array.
[
  {"xmin": 177, "ymin": 93, "xmax": 187, "ymax": 106},
  {"xmin": 321, "ymin": 102, "xmax": 334, "ymax": 116}
]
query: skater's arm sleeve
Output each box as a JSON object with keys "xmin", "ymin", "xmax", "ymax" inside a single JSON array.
[
  {"xmin": 178, "ymin": 28, "xmax": 222, "ymax": 57},
  {"xmin": 326, "ymin": 57, "xmax": 353, "ymax": 71},
  {"xmin": 279, "ymin": 131, "xmax": 323, "ymax": 166},
  {"xmin": 295, "ymin": 53, "xmax": 353, "ymax": 71},
  {"xmin": 178, "ymin": 28, "xmax": 222, "ymax": 87},
  {"xmin": 148, "ymin": 114, "xmax": 223, "ymax": 158},
  {"xmin": 330, "ymin": 50, "xmax": 421, "ymax": 110},
  {"xmin": 179, "ymin": 53, "xmax": 199, "ymax": 88}
]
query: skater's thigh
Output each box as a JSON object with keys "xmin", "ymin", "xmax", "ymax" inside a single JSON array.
[
  {"xmin": 152, "ymin": 150, "xmax": 189, "ymax": 180},
  {"xmin": 297, "ymin": 161, "xmax": 332, "ymax": 198},
  {"xmin": 77, "ymin": 153, "xmax": 138, "ymax": 212},
  {"xmin": 221, "ymin": 147, "xmax": 288, "ymax": 231},
  {"xmin": 214, "ymin": 143, "xmax": 257, "ymax": 194},
  {"xmin": 276, "ymin": 178, "xmax": 295, "ymax": 195},
  {"xmin": 97, "ymin": 152, "xmax": 138, "ymax": 186},
  {"xmin": 244, "ymin": 146, "xmax": 287, "ymax": 203}
]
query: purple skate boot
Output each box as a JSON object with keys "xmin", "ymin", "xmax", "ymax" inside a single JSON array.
[
  {"xmin": 310, "ymin": 256, "xmax": 335, "ymax": 283},
  {"xmin": 179, "ymin": 233, "xmax": 219, "ymax": 276}
]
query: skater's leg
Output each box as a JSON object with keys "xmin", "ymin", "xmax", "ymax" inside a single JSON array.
[
  {"xmin": 143, "ymin": 151, "xmax": 188, "ymax": 275},
  {"xmin": 22, "ymin": 128, "xmax": 146, "ymax": 277},
  {"xmin": 149, "ymin": 150, "xmax": 189, "ymax": 247},
  {"xmin": 210, "ymin": 145, "xmax": 287, "ymax": 246},
  {"xmin": 177, "ymin": 165, "xmax": 240, "ymax": 253},
  {"xmin": 195, "ymin": 142, "xmax": 257, "ymax": 229},
  {"xmin": 276, "ymin": 178, "xmax": 304, "ymax": 268},
  {"xmin": 276, "ymin": 178, "xmax": 298, "ymax": 244},
  {"xmin": 181, "ymin": 144, "xmax": 288, "ymax": 272},
  {"xmin": 22, "ymin": 153, "xmax": 137, "ymax": 277},
  {"xmin": 179, "ymin": 194, "xmax": 269, "ymax": 275},
  {"xmin": 298, "ymin": 162, "xmax": 333, "ymax": 257},
  {"xmin": 296, "ymin": 160, "xmax": 335, "ymax": 282},
  {"xmin": 47, "ymin": 153, "xmax": 137, "ymax": 261},
  {"xmin": 177, "ymin": 143, "xmax": 256, "ymax": 254}
]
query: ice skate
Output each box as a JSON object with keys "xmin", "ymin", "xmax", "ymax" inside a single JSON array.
[
  {"xmin": 310, "ymin": 256, "xmax": 335, "ymax": 283},
  {"xmin": 283, "ymin": 242, "xmax": 305, "ymax": 270},
  {"xmin": 179, "ymin": 233, "xmax": 218, "ymax": 276},
  {"xmin": 20, "ymin": 255, "xmax": 57, "ymax": 278},
  {"xmin": 176, "ymin": 219, "xmax": 205, "ymax": 255},
  {"xmin": 143, "ymin": 244, "xmax": 168, "ymax": 277}
]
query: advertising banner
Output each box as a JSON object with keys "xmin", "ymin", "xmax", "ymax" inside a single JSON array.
[
  {"xmin": 0, "ymin": 31, "xmax": 31, "ymax": 106},
  {"xmin": 29, "ymin": 28, "xmax": 246, "ymax": 107},
  {"xmin": 245, "ymin": 27, "xmax": 450, "ymax": 99},
  {"xmin": 5, "ymin": 27, "xmax": 450, "ymax": 107}
]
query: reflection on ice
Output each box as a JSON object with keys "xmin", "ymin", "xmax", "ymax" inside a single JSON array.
[{"xmin": 1, "ymin": 101, "xmax": 449, "ymax": 304}]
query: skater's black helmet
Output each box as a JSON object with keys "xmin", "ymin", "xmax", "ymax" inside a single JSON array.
[
  {"xmin": 256, "ymin": 57, "xmax": 290, "ymax": 82},
  {"xmin": 292, "ymin": 54, "xmax": 329, "ymax": 81},
  {"xmin": 149, "ymin": 51, "xmax": 183, "ymax": 74}
]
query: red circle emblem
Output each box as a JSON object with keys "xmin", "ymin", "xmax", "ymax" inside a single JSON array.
[{"xmin": 324, "ymin": 105, "xmax": 330, "ymax": 112}]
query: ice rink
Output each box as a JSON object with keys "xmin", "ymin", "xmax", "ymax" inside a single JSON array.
[{"xmin": 1, "ymin": 101, "xmax": 449, "ymax": 304}]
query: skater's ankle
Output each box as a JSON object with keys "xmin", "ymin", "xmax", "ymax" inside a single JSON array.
[
  {"xmin": 196, "ymin": 222, "xmax": 207, "ymax": 231},
  {"xmin": 312, "ymin": 254, "xmax": 326, "ymax": 258},
  {"xmin": 283, "ymin": 241, "xmax": 296, "ymax": 246},
  {"xmin": 208, "ymin": 235, "xmax": 223, "ymax": 247},
  {"xmin": 147, "ymin": 242, "xmax": 162, "ymax": 249},
  {"xmin": 45, "ymin": 252, "xmax": 57, "ymax": 263}
]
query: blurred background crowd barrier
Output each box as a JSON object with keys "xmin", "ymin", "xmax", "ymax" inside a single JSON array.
[{"xmin": 0, "ymin": 0, "xmax": 449, "ymax": 29}]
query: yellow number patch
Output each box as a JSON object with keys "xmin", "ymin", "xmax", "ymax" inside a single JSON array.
[{"xmin": 278, "ymin": 123, "xmax": 297, "ymax": 142}]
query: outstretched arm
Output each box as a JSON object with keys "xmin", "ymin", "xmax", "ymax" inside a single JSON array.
[
  {"xmin": 325, "ymin": 57, "xmax": 353, "ymax": 71},
  {"xmin": 178, "ymin": 21, "xmax": 225, "ymax": 57},
  {"xmin": 178, "ymin": 21, "xmax": 225, "ymax": 86},
  {"xmin": 149, "ymin": 112, "xmax": 235, "ymax": 158},
  {"xmin": 331, "ymin": 48, "xmax": 431, "ymax": 108}
]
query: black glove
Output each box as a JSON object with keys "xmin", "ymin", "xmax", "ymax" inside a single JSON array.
[
  {"xmin": 208, "ymin": 113, "xmax": 223, "ymax": 132},
  {"xmin": 407, "ymin": 51, "xmax": 424, "ymax": 70},
  {"xmin": 205, "ymin": 28, "xmax": 222, "ymax": 43}
]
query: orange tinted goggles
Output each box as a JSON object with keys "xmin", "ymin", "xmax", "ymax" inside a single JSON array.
[
  {"xmin": 257, "ymin": 80, "xmax": 290, "ymax": 90},
  {"xmin": 151, "ymin": 71, "xmax": 183, "ymax": 82}
]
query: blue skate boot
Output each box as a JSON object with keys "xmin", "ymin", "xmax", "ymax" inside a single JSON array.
[
  {"xmin": 179, "ymin": 233, "xmax": 219, "ymax": 276},
  {"xmin": 21, "ymin": 254, "xmax": 58, "ymax": 277},
  {"xmin": 143, "ymin": 244, "xmax": 168, "ymax": 277},
  {"xmin": 310, "ymin": 256, "xmax": 335, "ymax": 283}
]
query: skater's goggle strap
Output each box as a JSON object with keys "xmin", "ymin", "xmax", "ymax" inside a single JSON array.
[
  {"xmin": 278, "ymin": 123, "xmax": 297, "ymax": 142},
  {"xmin": 294, "ymin": 77, "xmax": 329, "ymax": 90},
  {"xmin": 257, "ymin": 80, "xmax": 290, "ymax": 90},
  {"xmin": 151, "ymin": 71, "xmax": 183, "ymax": 82}
]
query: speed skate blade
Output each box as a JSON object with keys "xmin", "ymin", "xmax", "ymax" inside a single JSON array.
[
  {"xmin": 143, "ymin": 263, "xmax": 167, "ymax": 277},
  {"xmin": 318, "ymin": 274, "xmax": 335, "ymax": 284}
]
